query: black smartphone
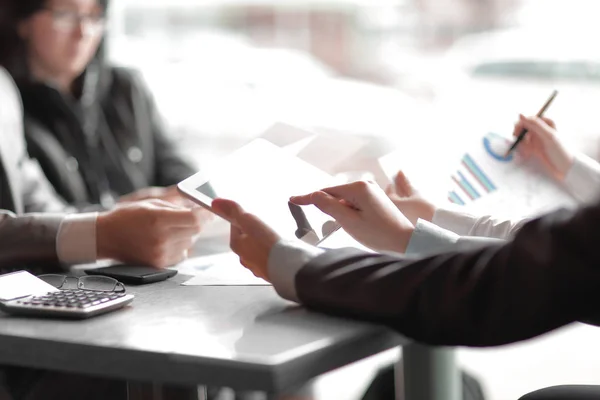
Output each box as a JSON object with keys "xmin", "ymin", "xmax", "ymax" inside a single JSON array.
[{"xmin": 84, "ymin": 265, "xmax": 177, "ymax": 285}]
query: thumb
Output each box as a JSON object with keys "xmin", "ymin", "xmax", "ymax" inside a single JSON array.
[
  {"xmin": 212, "ymin": 198, "xmax": 244, "ymax": 224},
  {"xmin": 213, "ymin": 198, "xmax": 278, "ymax": 241},
  {"xmin": 237, "ymin": 212, "xmax": 279, "ymax": 241},
  {"xmin": 393, "ymin": 171, "xmax": 416, "ymax": 197}
]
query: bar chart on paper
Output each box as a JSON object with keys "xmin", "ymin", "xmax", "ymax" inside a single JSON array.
[
  {"xmin": 448, "ymin": 132, "xmax": 576, "ymax": 217},
  {"xmin": 448, "ymin": 133, "xmax": 507, "ymax": 206}
]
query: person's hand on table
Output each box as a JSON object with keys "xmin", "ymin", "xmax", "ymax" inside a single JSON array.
[
  {"xmin": 385, "ymin": 170, "xmax": 436, "ymax": 226},
  {"xmin": 514, "ymin": 114, "xmax": 574, "ymax": 180},
  {"xmin": 212, "ymin": 198, "xmax": 282, "ymax": 281},
  {"xmin": 119, "ymin": 185, "xmax": 196, "ymax": 208},
  {"xmin": 97, "ymin": 200, "xmax": 205, "ymax": 268},
  {"xmin": 291, "ymin": 181, "xmax": 415, "ymax": 254}
]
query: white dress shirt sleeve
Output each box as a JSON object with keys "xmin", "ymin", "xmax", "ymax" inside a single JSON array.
[
  {"xmin": 429, "ymin": 152, "xmax": 600, "ymax": 240},
  {"xmin": 432, "ymin": 206, "xmax": 529, "ymax": 240},
  {"xmin": 405, "ymin": 219, "xmax": 505, "ymax": 256},
  {"xmin": 56, "ymin": 213, "xmax": 98, "ymax": 265},
  {"xmin": 563, "ymin": 153, "xmax": 600, "ymax": 204},
  {"xmin": 267, "ymin": 239, "xmax": 325, "ymax": 302},
  {"xmin": 267, "ymin": 221, "xmax": 505, "ymax": 302}
]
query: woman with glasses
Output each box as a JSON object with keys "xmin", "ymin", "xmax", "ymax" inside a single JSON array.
[{"xmin": 0, "ymin": 0, "xmax": 199, "ymax": 210}]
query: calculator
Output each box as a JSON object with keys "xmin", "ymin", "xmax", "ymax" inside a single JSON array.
[{"xmin": 0, "ymin": 289, "xmax": 134, "ymax": 319}]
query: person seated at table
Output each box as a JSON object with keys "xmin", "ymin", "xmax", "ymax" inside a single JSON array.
[
  {"xmin": 0, "ymin": 0, "xmax": 196, "ymax": 210},
  {"xmin": 215, "ymin": 187, "xmax": 600, "ymax": 400},
  {"xmin": 386, "ymin": 114, "xmax": 600, "ymax": 241},
  {"xmin": 360, "ymin": 115, "xmax": 600, "ymax": 400},
  {"xmin": 211, "ymin": 151, "xmax": 600, "ymax": 400},
  {"xmin": 0, "ymin": 62, "xmax": 203, "ymax": 399}
]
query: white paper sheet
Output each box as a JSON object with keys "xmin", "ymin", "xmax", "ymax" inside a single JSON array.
[
  {"xmin": 0, "ymin": 271, "xmax": 58, "ymax": 301},
  {"xmin": 296, "ymin": 132, "xmax": 370, "ymax": 175},
  {"xmin": 446, "ymin": 132, "xmax": 577, "ymax": 218},
  {"xmin": 259, "ymin": 122, "xmax": 316, "ymax": 149},
  {"xmin": 177, "ymin": 253, "xmax": 270, "ymax": 286}
]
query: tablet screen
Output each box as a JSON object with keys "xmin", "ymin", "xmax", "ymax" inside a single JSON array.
[{"xmin": 182, "ymin": 139, "xmax": 339, "ymax": 244}]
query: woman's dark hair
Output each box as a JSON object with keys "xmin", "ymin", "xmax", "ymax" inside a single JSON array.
[
  {"xmin": 13, "ymin": 0, "xmax": 49, "ymax": 20},
  {"xmin": 0, "ymin": 0, "xmax": 108, "ymax": 81}
]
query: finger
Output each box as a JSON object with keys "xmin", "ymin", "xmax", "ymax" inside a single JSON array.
[
  {"xmin": 229, "ymin": 224, "xmax": 245, "ymax": 255},
  {"xmin": 516, "ymin": 135, "xmax": 534, "ymax": 158},
  {"xmin": 167, "ymin": 225, "xmax": 203, "ymax": 239},
  {"xmin": 156, "ymin": 239, "xmax": 195, "ymax": 268},
  {"xmin": 385, "ymin": 184, "xmax": 395, "ymax": 196},
  {"xmin": 237, "ymin": 211, "xmax": 280, "ymax": 245},
  {"xmin": 159, "ymin": 208, "xmax": 206, "ymax": 228},
  {"xmin": 293, "ymin": 181, "xmax": 371, "ymax": 206},
  {"xmin": 290, "ymin": 192, "xmax": 320, "ymax": 206},
  {"xmin": 147, "ymin": 198, "xmax": 185, "ymax": 210},
  {"xmin": 518, "ymin": 114, "xmax": 554, "ymax": 141},
  {"xmin": 168, "ymin": 248, "xmax": 190, "ymax": 267},
  {"xmin": 513, "ymin": 120, "xmax": 525, "ymax": 138},
  {"xmin": 239, "ymin": 258, "xmax": 268, "ymax": 281},
  {"xmin": 322, "ymin": 181, "xmax": 375, "ymax": 201},
  {"xmin": 212, "ymin": 198, "xmax": 244, "ymax": 225},
  {"xmin": 393, "ymin": 171, "xmax": 415, "ymax": 197},
  {"xmin": 540, "ymin": 117, "xmax": 556, "ymax": 129},
  {"xmin": 293, "ymin": 191, "xmax": 356, "ymax": 222}
]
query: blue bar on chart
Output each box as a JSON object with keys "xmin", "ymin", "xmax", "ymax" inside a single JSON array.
[
  {"xmin": 462, "ymin": 154, "xmax": 497, "ymax": 193},
  {"xmin": 448, "ymin": 191, "xmax": 465, "ymax": 205}
]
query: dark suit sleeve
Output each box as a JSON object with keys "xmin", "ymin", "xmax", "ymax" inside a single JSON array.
[
  {"xmin": 295, "ymin": 203, "xmax": 600, "ymax": 347},
  {"xmin": 132, "ymin": 73, "xmax": 196, "ymax": 186},
  {"xmin": 0, "ymin": 211, "xmax": 62, "ymax": 269}
]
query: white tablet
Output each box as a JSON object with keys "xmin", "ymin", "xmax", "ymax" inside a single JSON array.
[{"xmin": 178, "ymin": 139, "xmax": 340, "ymax": 244}]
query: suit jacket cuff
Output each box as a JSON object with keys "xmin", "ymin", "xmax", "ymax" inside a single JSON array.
[
  {"xmin": 268, "ymin": 239, "xmax": 324, "ymax": 302},
  {"xmin": 57, "ymin": 213, "xmax": 98, "ymax": 265}
]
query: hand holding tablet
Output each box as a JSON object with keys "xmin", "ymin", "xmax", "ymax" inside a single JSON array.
[{"xmin": 178, "ymin": 139, "xmax": 340, "ymax": 244}]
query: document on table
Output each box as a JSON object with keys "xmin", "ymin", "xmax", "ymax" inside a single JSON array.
[
  {"xmin": 177, "ymin": 253, "xmax": 270, "ymax": 286},
  {"xmin": 0, "ymin": 271, "xmax": 59, "ymax": 301},
  {"xmin": 378, "ymin": 137, "xmax": 462, "ymax": 203},
  {"xmin": 445, "ymin": 132, "xmax": 576, "ymax": 217},
  {"xmin": 379, "ymin": 131, "xmax": 577, "ymax": 219},
  {"xmin": 259, "ymin": 122, "xmax": 370, "ymax": 175}
]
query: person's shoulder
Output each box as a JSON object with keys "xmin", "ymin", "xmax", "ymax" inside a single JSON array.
[
  {"xmin": 106, "ymin": 66, "xmax": 147, "ymax": 90},
  {"xmin": 0, "ymin": 67, "xmax": 14, "ymax": 86},
  {"xmin": 0, "ymin": 66, "xmax": 21, "ymax": 105}
]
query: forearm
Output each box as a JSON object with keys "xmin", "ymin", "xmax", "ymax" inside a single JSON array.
[
  {"xmin": 0, "ymin": 212, "xmax": 98, "ymax": 271},
  {"xmin": 293, "ymin": 206, "xmax": 600, "ymax": 347},
  {"xmin": 0, "ymin": 211, "xmax": 63, "ymax": 268}
]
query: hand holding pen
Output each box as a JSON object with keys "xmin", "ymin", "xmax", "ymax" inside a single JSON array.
[
  {"xmin": 505, "ymin": 90, "xmax": 558, "ymax": 158},
  {"xmin": 510, "ymin": 113, "xmax": 574, "ymax": 181}
]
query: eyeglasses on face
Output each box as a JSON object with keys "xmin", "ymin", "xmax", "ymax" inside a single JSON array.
[{"xmin": 40, "ymin": 7, "xmax": 106, "ymax": 34}]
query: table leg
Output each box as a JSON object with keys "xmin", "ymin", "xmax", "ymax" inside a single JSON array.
[{"xmin": 398, "ymin": 344, "xmax": 461, "ymax": 400}]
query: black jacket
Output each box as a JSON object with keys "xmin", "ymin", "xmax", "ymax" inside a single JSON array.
[
  {"xmin": 18, "ymin": 64, "xmax": 195, "ymax": 208},
  {"xmin": 295, "ymin": 202, "xmax": 600, "ymax": 347}
]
